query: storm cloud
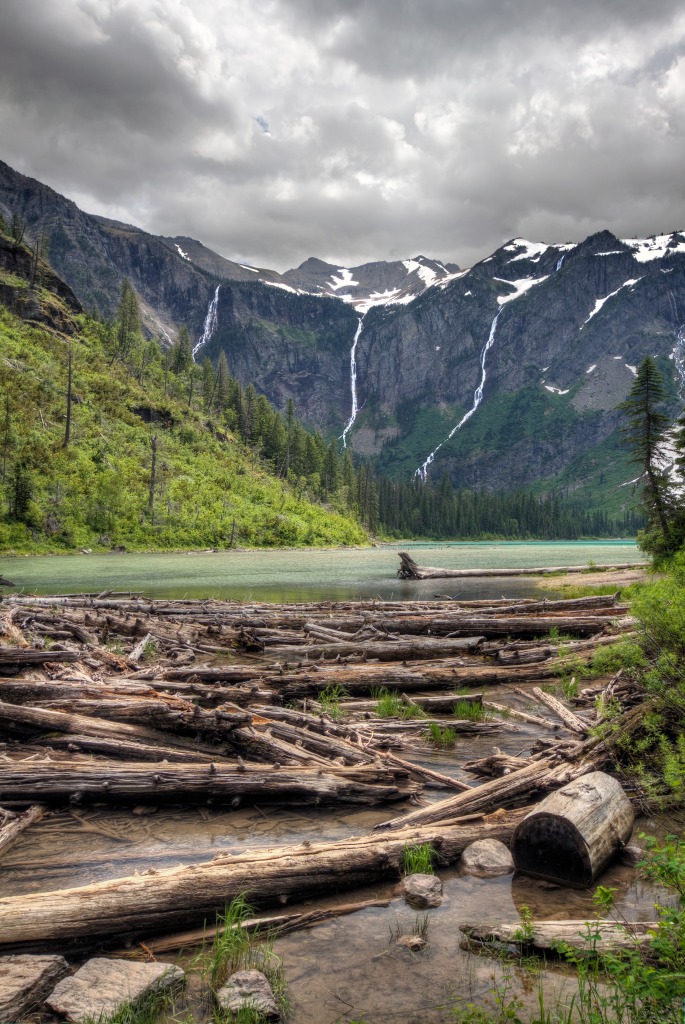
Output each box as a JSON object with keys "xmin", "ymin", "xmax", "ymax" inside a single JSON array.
[{"xmin": 1, "ymin": 0, "xmax": 685, "ymax": 269}]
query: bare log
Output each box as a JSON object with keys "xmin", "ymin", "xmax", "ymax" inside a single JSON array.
[
  {"xmin": 0, "ymin": 761, "xmax": 416, "ymax": 807},
  {"xmin": 461, "ymin": 920, "xmax": 653, "ymax": 954},
  {"xmin": 398, "ymin": 552, "xmax": 644, "ymax": 580},
  {"xmin": 0, "ymin": 811, "xmax": 528, "ymax": 949},
  {"xmin": 530, "ymin": 687, "xmax": 590, "ymax": 735},
  {"xmin": 0, "ymin": 804, "xmax": 44, "ymax": 861},
  {"xmin": 268, "ymin": 636, "xmax": 486, "ymax": 660}
]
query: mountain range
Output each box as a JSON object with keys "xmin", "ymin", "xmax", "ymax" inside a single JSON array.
[{"xmin": 2, "ymin": 158, "xmax": 683, "ymax": 510}]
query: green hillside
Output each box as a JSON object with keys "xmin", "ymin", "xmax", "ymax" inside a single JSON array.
[{"xmin": 0, "ymin": 264, "xmax": 367, "ymax": 553}]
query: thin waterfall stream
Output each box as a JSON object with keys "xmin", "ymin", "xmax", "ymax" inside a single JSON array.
[
  {"xmin": 192, "ymin": 284, "xmax": 220, "ymax": 361},
  {"xmin": 416, "ymin": 309, "xmax": 502, "ymax": 481},
  {"xmin": 340, "ymin": 313, "xmax": 365, "ymax": 448}
]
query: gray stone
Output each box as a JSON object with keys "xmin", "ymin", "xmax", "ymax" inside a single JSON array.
[
  {"xmin": 460, "ymin": 839, "xmax": 514, "ymax": 877},
  {"xmin": 216, "ymin": 969, "xmax": 280, "ymax": 1021},
  {"xmin": 401, "ymin": 873, "xmax": 443, "ymax": 908},
  {"xmin": 46, "ymin": 957, "xmax": 184, "ymax": 1023},
  {"xmin": 0, "ymin": 954, "xmax": 69, "ymax": 1022},
  {"xmin": 396, "ymin": 934, "xmax": 427, "ymax": 951}
]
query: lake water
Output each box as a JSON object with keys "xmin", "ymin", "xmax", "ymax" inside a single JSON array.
[{"xmin": 0, "ymin": 540, "xmax": 645, "ymax": 603}]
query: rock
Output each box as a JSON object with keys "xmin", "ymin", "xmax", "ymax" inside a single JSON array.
[
  {"xmin": 401, "ymin": 873, "xmax": 443, "ymax": 908},
  {"xmin": 216, "ymin": 969, "xmax": 280, "ymax": 1021},
  {"xmin": 460, "ymin": 839, "xmax": 514, "ymax": 877},
  {"xmin": 0, "ymin": 954, "xmax": 69, "ymax": 1021},
  {"xmin": 396, "ymin": 934, "xmax": 427, "ymax": 951},
  {"xmin": 619, "ymin": 844, "xmax": 643, "ymax": 867},
  {"xmin": 46, "ymin": 957, "xmax": 184, "ymax": 1023}
]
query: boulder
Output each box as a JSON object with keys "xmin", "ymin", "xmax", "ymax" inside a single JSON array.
[
  {"xmin": 401, "ymin": 873, "xmax": 443, "ymax": 908},
  {"xmin": 0, "ymin": 954, "xmax": 69, "ymax": 1021},
  {"xmin": 46, "ymin": 957, "xmax": 184, "ymax": 1023},
  {"xmin": 460, "ymin": 839, "xmax": 514, "ymax": 877},
  {"xmin": 216, "ymin": 969, "xmax": 280, "ymax": 1021},
  {"xmin": 396, "ymin": 934, "xmax": 427, "ymax": 951}
]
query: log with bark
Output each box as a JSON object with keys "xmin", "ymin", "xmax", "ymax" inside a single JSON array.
[{"xmin": 0, "ymin": 810, "xmax": 528, "ymax": 950}]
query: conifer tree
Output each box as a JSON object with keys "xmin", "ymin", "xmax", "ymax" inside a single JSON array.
[
  {"xmin": 215, "ymin": 352, "xmax": 230, "ymax": 413},
  {"xmin": 172, "ymin": 326, "xmax": 193, "ymax": 375},
  {"xmin": 115, "ymin": 279, "xmax": 141, "ymax": 363},
  {"xmin": 618, "ymin": 356, "xmax": 673, "ymax": 551}
]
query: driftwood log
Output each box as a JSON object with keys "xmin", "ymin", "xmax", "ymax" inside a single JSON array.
[
  {"xmin": 0, "ymin": 812, "xmax": 528, "ymax": 950},
  {"xmin": 0, "ymin": 804, "xmax": 44, "ymax": 861},
  {"xmin": 461, "ymin": 920, "xmax": 653, "ymax": 954},
  {"xmin": 511, "ymin": 771, "xmax": 634, "ymax": 886},
  {"xmin": 397, "ymin": 551, "xmax": 644, "ymax": 580}
]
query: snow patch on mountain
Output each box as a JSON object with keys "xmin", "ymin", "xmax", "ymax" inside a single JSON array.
[
  {"xmin": 583, "ymin": 279, "xmax": 641, "ymax": 325},
  {"xmin": 329, "ymin": 268, "xmax": 360, "ymax": 291},
  {"xmin": 495, "ymin": 276, "xmax": 549, "ymax": 305},
  {"xmin": 175, "ymin": 244, "xmax": 190, "ymax": 261},
  {"xmin": 622, "ymin": 233, "xmax": 685, "ymax": 262}
]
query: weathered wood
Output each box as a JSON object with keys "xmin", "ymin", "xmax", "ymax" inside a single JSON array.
[
  {"xmin": 483, "ymin": 701, "xmax": 560, "ymax": 730},
  {"xmin": 511, "ymin": 771, "xmax": 634, "ymax": 886},
  {"xmin": 461, "ymin": 920, "xmax": 653, "ymax": 954},
  {"xmin": 0, "ymin": 804, "xmax": 44, "ymax": 861},
  {"xmin": 530, "ymin": 687, "xmax": 590, "ymax": 735},
  {"xmin": 462, "ymin": 754, "xmax": 533, "ymax": 778},
  {"xmin": 398, "ymin": 551, "xmax": 644, "ymax": 580},
  {"xmin": 0, "ymin": 761, "xmax": 416, "ymax": 807},
  {"xmin": 269, "ymin": 636, "xmax": 486, "ymax": 660},
  {"xmin": 0, "ymin": 649, "xmax": 80, "ymax": 676},
  {"xmin": 33, "ymin": 733, "xmax": 218, "ymax": 764},
  {"xmin": 0, "ymin": 811, "xmax": 528, "ymax": 949}
]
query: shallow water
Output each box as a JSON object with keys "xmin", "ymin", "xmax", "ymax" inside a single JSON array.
[{"xmin": 0, "ymin": 540, "xmax": 644, "ymax": 603}]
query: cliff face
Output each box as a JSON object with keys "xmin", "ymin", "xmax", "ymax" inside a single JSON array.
[{"xmin": 2, "ymin": 159, "xmax": 684, "ymax": 506}]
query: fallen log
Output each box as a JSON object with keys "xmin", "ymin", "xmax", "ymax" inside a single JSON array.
[
  {"xmin": 0, "ymin": 810, "xmax": 528, "ymax": 949},
  {"xmin": 397, "ymin": 551, "xmax": 644, "ymax": 580},
  {"xmin": 461, "ymin": 920, "xmax": 653, "ymax": 955},
  {"xmin": 374, "ymin": 735, "xmax": 612, "ymax": 832},
  {"xmin": 268, "ymin": 636, "xmax": 486, "ymax": 661},
  {"xmin": 530, "ymin": 687, "xmax": 590, "ymax": 735},
  {"xmin": 0, "ymin": 804, "xmax": 44, "ymax": 861},
  {"xmin": 462, "ymin": 754, "xmax": 533, "ymax": 778},
  {"xmin": 0, "ymin": 700, "xmax": 223, "ymax": 756},
  {"xmin": 0, "ymin": 761, "xmax": 416, "ymax": 807},
  {"xmin": 33, "ymin": 734, "xmax": 218, "ymax": 764},
  {"xmin": 511, "ymin": 772, "xmax": 634, "ymax": 886},
  {"xmin": 0, "ymin": 649, "xmax": 80, "ymax": 676}
]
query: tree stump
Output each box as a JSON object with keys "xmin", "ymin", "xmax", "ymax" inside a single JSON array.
[{"xmin": 511, "ymin": 771, "xmax": 634, "ymax": 887}]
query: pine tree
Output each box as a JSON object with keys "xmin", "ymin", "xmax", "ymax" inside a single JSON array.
[
  {"xmin": 215, "ymin": 352, "xmax": 230, "ymax": 413},
  {"xmin": 172, "ymin": 326, "xmax": 193, "ymax": 375},
  {"xmin": 115, "ymin": 279, "xmax": 141, "ymax": 363},
  {"xmin": 619, "ymin": 356, "xmax": 674, "ymax": 551}
]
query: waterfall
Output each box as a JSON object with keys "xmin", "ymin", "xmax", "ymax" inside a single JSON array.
[
  {"xmin": 340, "ymin": 314, "xmax": 365, "ymax": 449},
  {"xmin": 556, "ymin": 254, "xmax": 565, "ymax": 272},
  {"xmin": 193, "ymin": 285, "xmax": 221, "ymax": 361},
  {"xmin": 416, "ymin": 310, "xmax": 502, "ymax": 481},
  {"xmin": 674, "ymin": 323, "xmax": 685, "ymax": 399}
]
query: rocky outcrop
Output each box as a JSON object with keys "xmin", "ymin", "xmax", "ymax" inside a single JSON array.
[{"xmin": 0, "ymin": 954, "xmax": 68, "ymax": 1021}]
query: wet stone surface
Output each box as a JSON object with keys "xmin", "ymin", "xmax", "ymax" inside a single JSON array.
[{"xmin": 402, "ymin": 873, "xmax": 443, "ymax": 908}]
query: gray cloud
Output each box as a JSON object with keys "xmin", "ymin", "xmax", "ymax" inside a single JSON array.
[{"xmin": 1, "ymin": 0, "xmax": 685, "ymax": 270}]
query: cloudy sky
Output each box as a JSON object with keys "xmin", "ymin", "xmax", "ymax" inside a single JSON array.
[{"xmin": 1, "ymin": 0, "xmax": 685, "ymax": 270}]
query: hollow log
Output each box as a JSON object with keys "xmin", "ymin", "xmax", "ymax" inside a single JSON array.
[
  {"xmin": 461, "ymin": 920, "xmax": 653, "ymax": 954},
  {"xmin": 0, "ymin": 761, "xmax": 416, "ymax": 807},
  {"xmin": 0, "ymin": 810, "xmax": 528, "ymax": 950},
  {"xmin": 511, "ymin": 771, "xmax": 634, "ymax": 887}
]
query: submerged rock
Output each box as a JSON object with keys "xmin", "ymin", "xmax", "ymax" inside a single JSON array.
[
  {"xmin": 396, "ymin": 934, "xmax": 428, "ymax": 951},
  {"xmin": 0, "ymin": 954, "xmax": 69, "ymax": 1021},
  {"xmin": 402, "ymin": 873, "xmax": 443, "ymax": 908},
  {"xmin": 461, "ymin": 839, "xmax": 514, "ymax": 877},
  {"xmin": 216, "ymin": 969, "xmax": 280, "ymax": 1021},
  {"xmin": 46, "ymin": 957, "xmax": 184, "ymax": 1023}
]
